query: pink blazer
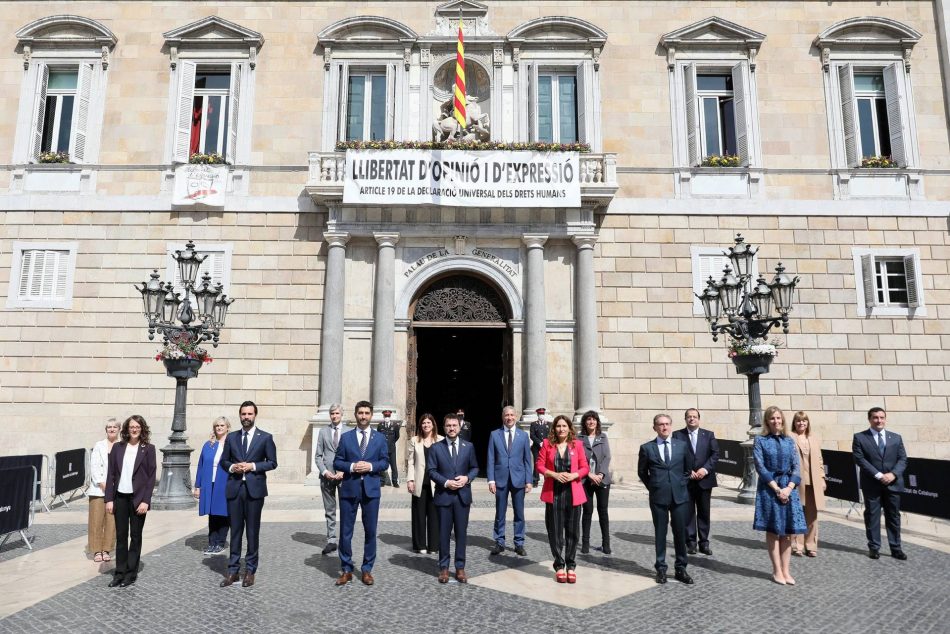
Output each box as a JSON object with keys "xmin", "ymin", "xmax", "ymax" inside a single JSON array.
[{"xmin": 536, "ymin": 439, "xmax": 589, "ymax": 506}]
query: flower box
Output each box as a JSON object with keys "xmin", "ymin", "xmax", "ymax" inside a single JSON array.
[
  {"xmin": 732, "ymin": 353, "xmax": 774, "ymax": 376},
  {"xmin": 335, "ymin": 140, "xmax": 590, "ymax": 153},
  {"xmin": 701, "ymin": 154, "xmax": 740, "ymax": 168},
  {"xmin": 163, "ymin": 357, "xmax": 203, "ymax": 379}
]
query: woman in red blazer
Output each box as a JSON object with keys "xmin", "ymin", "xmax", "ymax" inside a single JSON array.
[{"xmin": 536, "ymin": 414, "xmax": 589, "ymax": 583}]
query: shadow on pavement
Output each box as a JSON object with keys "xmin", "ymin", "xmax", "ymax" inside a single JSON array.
[
  {"xmin": 687, "ymin": 555, "xmax": 773, "ymax": 581},
  {"xmin": 388, "ymin": 552, "xmax": 438, "ymax": 576},
  {"xmin": 612, "ymin": 531, "xmax": 656, "ymax": 546},
  {"xmin": 304, "ymin": 552, "xmax": 345, "ymax": 578},
  {"xmin": 378, "ymin": 532, "xmax": 413, "ymax": 551},
  {"xmin": 291, "ymin": 531, "xmax": 324, "ymax": 547}
]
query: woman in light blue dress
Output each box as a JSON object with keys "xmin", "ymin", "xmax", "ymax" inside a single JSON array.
[{"xmin": 753, "ymin": 406, "xmax": 806, "ymax": 585}]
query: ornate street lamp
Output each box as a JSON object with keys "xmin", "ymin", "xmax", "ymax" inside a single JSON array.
[
  {"xmin": 134, "ymin": 240, "xmax": 234, "ymax": 510},
  {"xmin": 696, "ymin": 233, "xmax": 800, "ymax": 504}
]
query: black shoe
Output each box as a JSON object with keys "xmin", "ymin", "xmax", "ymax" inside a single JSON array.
[
  {"xmin": 674, "ymin": 570, "xmax": 694, "ymax": 585},
  {"xmin": 119, "ymin": 577, "xmax": 137, "ymax": 587},
  {"xmin": 655, "ymin": 570, "xmax": 667, "ymax": 584},
  {"xmin": 868, "ymin": 549, "xmax": 880, "ymax": 559},
  {"xmin": 489, "ymin": 543, "xmax": 505, "ymax": 555},
  {"xmin": 891, "ymin": 550, "xmax": 907, "ymax": 561},
  {"xmin": 699, "ymin": 546, "xmax": 713, "ymax": 556},
  {"xmin": 601, "ymin": 544, "xmax": 612, "ymax": 555},
  {"xmin": 392, "ymin": 482, "xmax": 399, "ymax": 487},
  {"xmin": 687, "ymin": 546, "xmax": 697, "ymax": 555},
  {"xmin": 514, "ymin": 546, "xmax": 527, "ymax": 556},
  {"xmin": 108, "ymin": 577, "xmax": 124, "ymax": 588},
  {"xmin": 321, "ymin": 543, "xmax": 338, "ymax": 555},
  {"xmin": 580, "ymin": 542, "xmax": 590, "ymax": 554}
]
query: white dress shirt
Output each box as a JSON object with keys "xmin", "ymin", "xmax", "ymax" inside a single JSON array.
[
  {"xmin": 211, "ymin": 440, "xmax": 225, "ymax": 483},
  {"xmin": 117, "ymin": 444, "xmax": 138, "ymax": 494},
  {"xmin": 655, "ymin": 436, "xmax": 672, "ymax": 463},
  {"xmin": 230, "ymin": 426, "xmax": 258, "ymax": 478},
  {"xmin": 350, "ymin": 427, "xmax": 373, "ymax": 472}
]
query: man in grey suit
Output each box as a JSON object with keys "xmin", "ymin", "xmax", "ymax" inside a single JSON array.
[
  {"xmin": 638, "ymin": 413, "xmax": 693, "ymax": 585},
  {"xmin": 853, "ymin": 407, "xmax": 908, "ymax": 561},
  {"xmin": 314, "ymin": 404, "xmax": 345, "ymax": 555}
]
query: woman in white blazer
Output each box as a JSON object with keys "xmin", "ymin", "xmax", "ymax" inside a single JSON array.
[
  {"xmin": 406, "ymin": 413, "xmax": 443, "ymax": 554},
  {"xmin": 86, "ymin": 418, "xmax": 119, "ymax": 562}
]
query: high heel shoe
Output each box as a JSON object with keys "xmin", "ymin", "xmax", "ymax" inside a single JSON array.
[
  {"xmin": 566, "ymin": 570, "xmax": 576, "ymax": 584},
  {"xmin": 555, "ymin": 570, "xmax": 567, "ymax": 583},
  {"xmin": 771, "ymin": 575, "xmax": 786, "ymax": 585},
  {"xmin": 784, "ymin": 575, "xmax": 796, "ymax": 585}
]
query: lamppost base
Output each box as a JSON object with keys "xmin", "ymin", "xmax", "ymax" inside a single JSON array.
[
  {"xmin": 736, "ymin": 431, "xmax": 759, "ymax": 505},
  {"xmin": 151, "ymin": 442, "xmax": 196, "ymax": 510}
]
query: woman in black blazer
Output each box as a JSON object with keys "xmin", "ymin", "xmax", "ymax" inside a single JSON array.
[
  {"xmin": 578, "ymin": 410, "xmax": 612, "ymax": 555},
  {"xmin": 105, "ymin": 415, "xmax": 157, "ymax": 588}
]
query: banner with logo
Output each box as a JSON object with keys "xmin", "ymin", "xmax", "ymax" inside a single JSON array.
[
  {"xmin": 53, "ymin": 448, "xmax": 86, "ymax": 496},
  {"xmin": 900, "ymin": 457, "xmax": 950, "ymax": 520},
  {"xmin": 172, "ymin": 164, "xmax": 228, "ymax": 206},
  {"xmin": 0, "ymin": 466, "xmax": 35, "ymax": 535},
  {"xmin": 343, "ymin": 149, "xmax": 581, "ymax": 208},
  {"xmin": 820, "ymin": 449, "xmax": 860, "ymax": 503},
  {"xmin": 0, "ymin": 455, "xmax": 43, "ymax": 502},
  {"xmin": 716, "ymin": 440, "xmax": 745, "ymax": 478}
]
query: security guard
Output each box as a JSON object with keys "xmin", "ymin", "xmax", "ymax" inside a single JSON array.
[
  {"xmin": 529, "ymin": 407, "xmax": 550, "ymax": 487},
  {"xmin": 377, "ymin": 410, "xmax": 401, "ymax": 487}
]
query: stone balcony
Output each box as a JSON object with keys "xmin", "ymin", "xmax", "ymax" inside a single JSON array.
[{"xmin": 305, "ymin": 150, "xmax": 619, "ymax": 209}]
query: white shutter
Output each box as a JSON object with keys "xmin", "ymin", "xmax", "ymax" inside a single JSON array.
[
  {"xmin": 903, "ymin": 254, "xmax": 919, "ymax": 308},
  {"xmin": 528, "ymin": 63, "xmax": 538, "ymax": 141},
  {"xmin": 18, "ymin": 249, "xmax": 67, "ymax": 300},
  {"xmin": 700, "ymin": 253, "xmax": 729, "ymax": 286},
  {"xmin": 17, "ymin": 250, "xmax": 35, "ymax": 297},
  {"xmin": 227, "ymin": 62, "xmax": 242, "ymax": 164},
  {"xmin": 883, "ymin": 62, "xmax": 907, "ymax": 167},
  {"xmin": 173, "ymin": 60, "xmax": 197, "ymax": 163},
  {"xmin": 731, "ymin": 63, "xmax": 749, "ymax": 166},
  {"xmin": 576, "ymin": 62, "xmax": 589, "ymax": 143},
  {"xmin": 838, "ymin": 64, "xmax": 859, "ymax": 167},
  {"xmin": 30, "ymin": 63, "xmax": 50, "ymax": 161},
  {"xmin": 70, "ymin": 62, "xmax": 94, "ymax": 164},
  {"xmin": 860, "ymin": 253, "xmax": 877, "ymax": 308},
  {"xmin": 337, "ymin": 62, "xmax": 349, "ymax": 142},
  {"xmin": 168, "ymin": 245, "xmax": 230, "ymax": 294},
  {"xmin": 385, "ymin": 63, "xmax": 395, "ymax": 140},
  {"xmin": 684, "ymin": 63, "xmax": 699, "ymax": 166}
]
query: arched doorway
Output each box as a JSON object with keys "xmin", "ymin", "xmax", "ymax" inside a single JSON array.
[{"xmin": 407, "ymin": 274, "xmax": 513, "ymax": 473}]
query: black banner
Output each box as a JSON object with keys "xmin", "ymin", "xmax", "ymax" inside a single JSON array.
[
  {"xmin": 0, "ymin": 455, "xmax": 43, "ymax": 501},
  {"xmin": 0, "ymin": 466, "xmax": 34, "ymax": 535},
  {"xmin": 899, "ymin": 457, "xmax": 950, "ymax": 520},
  {"xmin": 821, "ymin": 449, "xmax": 860, "ymax": 503},
  {"xmin": 54, "ymin": 449, "xmax": 86, "ymax": 496},
  {"xmin": 717, "ymin": 440, "xmax": 744, "ymax": 478}
]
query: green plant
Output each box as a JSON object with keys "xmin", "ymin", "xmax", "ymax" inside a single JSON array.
[
  {"xmin": 701, "ymin": 154, "xmax": 741, "ymax": 168},
  {"xmin": 189, "ymin": 152, "xmax": 226, "ymax": 165},
  {"xmin": 155, "ymin": 331, "xmax": 212, "ymax": 363},
  {"xmin": 335, "ymin": 140, "xmax": 591, "ymax": 153},
  {"xmin": 37, "ymin": 151, "xmax": 70, "ymax": 164},
  {"xmin": 727, "ymin": 337, "xmax": 783, "ymax": 359},
  {"xmin": 860, "ymin": 155, "xmax": 898, "ymax": 168}
]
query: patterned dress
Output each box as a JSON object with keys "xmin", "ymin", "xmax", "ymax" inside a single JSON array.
[{"xmin": 753, "ymin": 434, "xmax": 807, "ymax": 536}]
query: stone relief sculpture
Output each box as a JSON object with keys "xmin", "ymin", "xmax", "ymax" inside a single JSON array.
[{"xmin": 432, "ymin": 95, "xmax": 490, "ymax": 142}]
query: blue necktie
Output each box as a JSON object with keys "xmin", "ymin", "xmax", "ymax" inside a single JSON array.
[
  {"xmin": 877, "ymin": 433, "xmax": 885, "ymax": 456},
  {"xmin": 242, "ymin": 431, "xmax": 248, "ymax": 455},
  {"xmin": 664, "ymin": 440, "xmax": 670, "ymax": 464},
  {"xmin": 360, "ymin": 430, "xmax": 367, "ymax": 457}
]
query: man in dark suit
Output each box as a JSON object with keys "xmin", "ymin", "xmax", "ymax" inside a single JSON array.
[
  {"xmin": 376, "ymin": 409, "xmax": 401, "ymax": 486},
  {"xmin": 487, "ymin": 405, "xmax": 533, "ymax": 556},
  {"xmin": 428, "ymin": 413, "xmax": 480, "ymax": 583},
  {"xmin": 853, "ymin": 407, "xmax": 908, "ymax": 560},
  {"xmin": 333, "ymin": 400, "xmax": 390, "ymax": 586},
  {"xmin": 673, "ymin": 408, "xmax": 719, "ymax": 556},
  {"xmin": 529, "ymin": 407, "xmax": 550, "ymax": 487},
  {"xmin": 456, "ymin": 408, "xmax": 473, "ymax": 443},
  {"xmin": 219, "ymin": 401, "xmax": 278, "ymax": 588},
  {"xmin": 638, "ymin": 413, "xmax": 693, "ymax": 585}
]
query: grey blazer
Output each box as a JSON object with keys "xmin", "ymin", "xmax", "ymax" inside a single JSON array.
[
  {"xmin": 580, "ymin": 434, "xmax": 612, "ymax": 486},
  {"xmin": 314, "ymin": 423, "xmax": 344, "ymax": 477}
]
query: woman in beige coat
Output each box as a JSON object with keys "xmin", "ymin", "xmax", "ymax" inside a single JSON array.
[
  {"xmin": 406, "ymin": 413, "xmax": 443, "ymax": 554},
  {"xmin": 791, "ymin": 411, "xmax": 826, "ymax": 556}
]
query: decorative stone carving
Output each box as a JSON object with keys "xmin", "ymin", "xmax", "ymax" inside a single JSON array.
[
  {"xmin": 413, "ymin": 276, "xmax": 506, "ymax": 323},
  {"xmin": 433, "ymin": 96, "xmax": 490, "ymax": 142}
]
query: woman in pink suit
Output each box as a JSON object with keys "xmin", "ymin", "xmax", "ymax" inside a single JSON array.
[{"xmin": 536, "ymin": 414, "xmax": 589, "ymax": 583}]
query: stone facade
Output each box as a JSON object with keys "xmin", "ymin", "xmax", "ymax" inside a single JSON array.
[{"xmin": 0, "ymin": 1, "xmax": 948, "ymax": 483}]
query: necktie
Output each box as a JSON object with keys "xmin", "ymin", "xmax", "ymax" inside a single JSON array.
[
  {"xmin": 360, "ymin": 430, "xmax": 367, "ymax": 457},
  {"xmin": 664, "ymin": 440, "xmax": 670, "ymax": 465},
  {"xmin": 506, "ymin": 430, "xmax": 512, "ymax": 453},
  {"xmin": 242, "ymin": 431, "xmax": 248, "ymax": 455},
  {"xmin": 332, "ymin": 426, "xmax": 339, "ymax": 450},
  {"xmin": 877, "ymin": 433, "xmax": 885, "ymax": 456},
  {"xmin": 451, "ymin": 441, "xmax": 458, "ymax": 461},
  {"xmin": 690, "ymin": 431, "xmax": 697, "ymax": 453}
]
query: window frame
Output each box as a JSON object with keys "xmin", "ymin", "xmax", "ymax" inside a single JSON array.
[
  {"xmin": 696, "ymin": 72, "xmax": 736, "ymax": 159},
  {"xmin": 6, "ymin": 241, "xmax": 78, "ymax": 310},
  {"xmin": 344, "ymin": 70, "xmax": 390, "ymax": 142},
  {"xmin": 191, "ymin": 68, "xmax": 232, "ymax": 158},
  {"xmin": 525, "ymin": 61, "xmax": 595, "ymax": 146},
  {"xmin": 851, "ymin": 247, "xmax": 925, "ymax": 317},
  {"xmin": 165, "ymin": 242, "xmax": 233, "ymax": 295},
  {"xmin": 536, "ymin": 71, "xmax": 579, "ymax": 144}
]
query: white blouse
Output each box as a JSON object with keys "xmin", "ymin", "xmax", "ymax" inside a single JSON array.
[
  {"xmin": 88, "ymin": 439, "xmax": 111, "ymax": 498},
  {"xmin": 117, "ymin": 444, "xmax": 138, "ymax": 494}
]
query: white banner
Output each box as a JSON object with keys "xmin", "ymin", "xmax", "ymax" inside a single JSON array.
[
  {"xmin": 172, "ymin": 164, "xmax": 228, "ymax": 207},
  {"xmin": 343, "ymin": 149, "xmax": 581, "ymax": 207}
]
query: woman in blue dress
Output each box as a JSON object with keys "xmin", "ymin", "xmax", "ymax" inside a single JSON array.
[
  {"xmin": 193, "ymin": 417, "xmax": 231, "ymax": 554},
  {"xmin": 753, "ymin": 406, "xmax": 806, "ymax": 585}
]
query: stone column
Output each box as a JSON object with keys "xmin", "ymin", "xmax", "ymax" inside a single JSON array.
[
  {"xmin": 371, "ymin": 232, "xmax": 399, "ymax": 417},
  {"xmin": 307, "ymin": 231, "xmax": 349, "ymax": 485},
  {"xmin": 572, "ymin": 234, "xmax": 600, "ymax": 419},
  {"xmin": 522, "ymin": 234, "xmax": 548, "ymax": 418}
]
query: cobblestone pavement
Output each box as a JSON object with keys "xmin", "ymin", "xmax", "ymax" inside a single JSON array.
[
  {"xmin": 0, "ymin": 524, "xmax": 86, "ymax": 563},
  {"xmin": 1, "ymin": 519, "xmax": 946, "ymax": 634}
]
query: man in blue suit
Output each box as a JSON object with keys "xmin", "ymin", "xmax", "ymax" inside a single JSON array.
[
  {"xmin": 638, "ymin": 413, "xmax": 693, "ymax": 585},
  {"xmin": 333, "ymin": 400, "xmax": 390, "ymax": 586},
  {"xmin": 428, "ymin": 413, "xmax": 479, "ymax": 583},
  {"xmin": 673, "ymin": 408, "xmax": 719, "ymax": 556},
  {"xmin": 219, "ymin": 401, "xmax": 278, "ymax": 588},
  {"xmin": 853, "ymin": 407, "xmax": 908, "ymax": 561},
  {"xmin": 487, "ymin": 405, "xmax": 533, "ymax": 556}
]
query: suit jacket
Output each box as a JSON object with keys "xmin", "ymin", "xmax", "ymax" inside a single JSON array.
[
  {"xmin": 220, "ymin": 427, "xmax": 278, "ymax": 500},
  {"xmin": 104, "ymin": 441, "xmax": 157, "ymax": 510},
  {"xmin": 487, "ymin": 426, "xmax": 533, "ymax": 489},
  {"xmin": 194, "ymin": 440, "xmax": 228, "ymax": 516},
  {"xmin": 852, "ymin": 428, "xmax": 907, "ymax": 493},
  {"xmin": 638, "ymin": 437, "xmax": 690, "ymax": 506},
  {"xmin": 314, "ymin": 423, "xmax": 344, "ymax": 477},
  {"xmin": 535, "ymin": 439, "xmax": 589, "ymax": 505},
  {"xmin": 333, "ymin": 427, "xmax": 390, "ymax": 499},
  {"xmin": 794, "ymin": 432, "xmax": 826, "ymax": 510},
  {"xmin": 672, "ymin": 427, "xmax": 719, "ymax": 490},
  {"xmin": 579, "ymin": 433, "xmax": 612, "ymax": 486},
  {"xmin": 406, "ymin": 434, "xmax": 444, "ymax": 498},
  {"xmin": 428, "ymin": 437, "xmax": 479, "ymax": 507},
  {"xmin": 530, "ymin": 420, "xmax": 550, "ymax": 449}
]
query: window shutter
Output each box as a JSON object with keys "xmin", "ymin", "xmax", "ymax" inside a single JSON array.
[
  {"xmin": 903, "ymin": 254, "xmax": 919, "ymax": 308},
  {"xmin": 227, "ymin": 62, "xmax": 243, "ymax": 164},
  {"xmin": 385, "ymin": 63, "xmax": 395, "ymax": 140},
  {"xmin": 169, "ymin": 246, "xmax": 229, "ymax": 294},
  {"xmin": 860, "ymin": 253, "xmax": 877, "ymax": 308},
  {"xmin": 883, "ymin": 62, "xmax": 908, "ymax": 167},
  {"xmin": 528, "ymin": 63, "xmax": 538, "ymax": 142},
  {"xmin": 30, "ymin": 63, "xmax": 50, "ymax": 161},
  {"xmin": 17, "ymin": 250, "xmax": 35, "ymax": 298},
  {"xmin": 731, "ymin": 63, "xmax": 750, "ymax": 166},
  {"xmin": 18, "ymin": 249, "xmax": 67, "ymax": 300},
  {"xmin": 699, "ymin": 252, "xmax": 730, "ymax": 286},
  {"xmin": 336, "ymin": 62, "xmax": 349, "ymax": 142},
  {"xmin": 837, "ymin": 64, "xmax": 859, "ymax": 167},
  {"xmin": 684, "ymin": 63, "xmax": 699, "ymax": 166},
  {"xmin": 576, "ymin": 62, "xmax": 590, "ymax": 143},
  {"xmin": 70, "ymin": 62, "xmax": 94, "ymax": 164},
  {"xmin": 173, "ymin": 60, "xmax": 197, "ymax": 163}
]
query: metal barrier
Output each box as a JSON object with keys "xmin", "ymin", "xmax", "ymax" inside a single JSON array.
[{"xmin": 0, "ymin": 465, "xmax": 37, "ymax": 551}]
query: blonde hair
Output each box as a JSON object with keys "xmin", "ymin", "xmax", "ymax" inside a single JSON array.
[
  {"xmin": 760, "ymin": 406, "xmax": 787, "ymax": 436},
  {"xmin": 210, "ymin": 416, "xmax": 231, "ymax": 442},
  {"xmin": 791, "ymin": 411, "xmax": 811, "ymax": 436}
]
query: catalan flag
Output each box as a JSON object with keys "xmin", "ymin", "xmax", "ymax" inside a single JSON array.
[{"xmin": 453, "ymin": 18, "xmax": 467, "ymax": 129}]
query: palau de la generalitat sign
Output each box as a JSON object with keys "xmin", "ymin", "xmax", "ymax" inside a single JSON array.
[{"xmin": 343, "ymin": 149, "xmax": 581, "ymax": 208}]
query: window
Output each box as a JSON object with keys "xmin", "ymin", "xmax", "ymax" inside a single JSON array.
[
  {"xmin": 852, "ymin": 248, "xmax": 924, "ymax": 316},
  {"xmin": 165, "ymin": 243, "xmax": 233, "ymax": 295},
  {"xmin": 537, "ymin": 73, "xmax": 578, "ymax": 143},
  {"xmin": 697, "ymin": 74, "xmax": 736, "ymax": 158},
  {"xmin": 837, "ymin": 64, "xmax": 907, "ymax": 166},
  {"xmin": 7, "ymin": 242, "xmax": 78, "ymax": 309},
  {"xmin": 682, "ymin": 63, "xmax": 752, "ymax": 166},
  {"xmin": 690, "ymin": 246, "xmax": 758, "ymax": 315},
  {"xmin": 853, "ymin": 73, "xmax": 890, "ymax": 159},
  {"xmin": 190, "ymin": 70, "xmax": 231, "ymax": 157},
  {"xmin": 345, "ymin": 73, "xmax": 387, "ymax": 141},
  {"xmin": 40, "ymin": 69, "xmax": 78, "ymax": 155}
]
